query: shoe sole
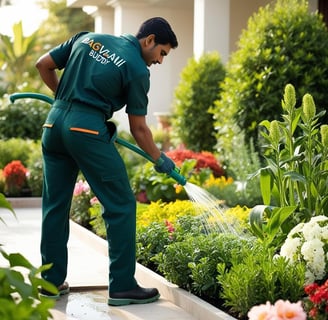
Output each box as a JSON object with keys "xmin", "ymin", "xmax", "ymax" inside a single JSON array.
[
  {"xmin": 107, "ymin": 293, "xmax": 160, "ymax": 306},
  {"xmin": 40, "ymin": 287, "xmax": 70, "ymax": 300}
]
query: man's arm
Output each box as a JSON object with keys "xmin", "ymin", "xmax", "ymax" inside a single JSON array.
[
  {"xmin": 128, "ymin": 114, "xmax": 161, "ymax": 162},
  {"xmin": 35, "ymin": 53, "xmax": 59, "ymax": 93}
]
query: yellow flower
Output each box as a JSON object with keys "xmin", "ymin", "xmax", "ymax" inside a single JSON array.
[{"xmin": 204, "ymin": 174, "xmax": 234, "ymax": 189}]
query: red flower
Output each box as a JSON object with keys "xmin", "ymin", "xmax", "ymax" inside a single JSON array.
[
  {"xmin": 3, "ymin": 160, "xmax": 28, "ymax": 195},
  {"xmin": 304, "ymin": 280, "xmax": 328, "ymax": 320},
  {"xmin": 165, "ymin": 219, "xmax": 175, "ymax": 233},
  {"xmin": 166, "ymin": 148, "xmax": 224, "ymax": 177},
  {"xmin": 305, "ymin": 283, "xmax": 320, "ymax": 296}
]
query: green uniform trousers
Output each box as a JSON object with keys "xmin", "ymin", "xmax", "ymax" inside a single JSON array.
[{"xmin": 41, "ymin": 100, "xmax": 137, "ymax": 293}]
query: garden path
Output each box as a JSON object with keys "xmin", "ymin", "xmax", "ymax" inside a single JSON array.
[{"xmin": 0, "ymin": 204, "xmax": 201, "ymax": 320}]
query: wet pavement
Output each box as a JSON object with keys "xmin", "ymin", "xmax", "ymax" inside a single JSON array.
[{"xmin": 0, "ymin": 201, "xmax": 234, "ymax": 320}]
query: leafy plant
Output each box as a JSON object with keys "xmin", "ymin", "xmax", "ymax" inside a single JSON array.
[
  {"xmin": 0, "ymin": 196, "xmax": 55, "ymax": 319},
  {"xmin": 249, "ymin": 84, "xmax": 328, "ymax": 249},
  {"xmin": 204, "ymin": 175, "xmax": 261, "ymax": 208},
  {"xmin": 131, "ymin": 149, "xmax": 224, "ymax": 203},
  {"xmin": 171, "ymin": 51, "xmax": 225, "ymax": 152},
  {"xmin": 0, "ymin": 249, "xmax": 55, "ymax": 320},
  {"xmin": 154, "ymin": 233, "xmax": 252, "ymax": 294},
  {"xmin": 0, "ymin": 100, "xmax": 49, "ymax": 140},
  {"xmin": 259, "ymin": 84, "xmax": 327, "ymax": 213},
  {"xmin": 212, "ymin": 0, "xmax": 328, "ymax": 154},
  {"xmin": 217, "ymin": 244, "xmax": 306, "ymax": 319},
  {"xmin": 0, "ymin": 138, "xmax": 34, "ymax": 169},
  {"xmin": 249, "ymin": 205, "xmax": 297, "ymax": 249},
  {"xmin": 136, "ymin": 221, "xmax": 174, "ymax": 270},
  {"xmin": 130, "ymin": 161, "xmax": 183, "ymax": 203},
  {"xmin": 0, "ymin": 22, "xmax": 40, "ymax": 93},
  {"xmin": 26, "ymin": 146, "xmax": 43, "ymax": 197},
  {"xmin": 0, "ymin": 193, "xmax": 15, "ymax": 223}
]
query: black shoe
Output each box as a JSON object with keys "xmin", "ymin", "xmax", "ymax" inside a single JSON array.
[
  {"xmin": 108, "ymin": 285, "xmax": 160, "ymax": 306},
  {"xmin": 39, "ymin": 282, "xmax": 70, "ymax": 300}
]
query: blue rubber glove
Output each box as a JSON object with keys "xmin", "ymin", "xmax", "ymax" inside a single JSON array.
[{"xmin": 154, "ymin": 152, "xmax": 175, "ymax": 174}]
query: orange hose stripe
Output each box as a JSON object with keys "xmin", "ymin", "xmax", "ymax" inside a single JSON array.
[
  {"xmin": 43, "ymin": 124, "xmax": 53, "ymax": 128},
  {"xmin": 70, "ymin": 127, "xmax": 99, "ymax": 135}
]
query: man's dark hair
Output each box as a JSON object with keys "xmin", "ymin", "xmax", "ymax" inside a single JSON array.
[{"xmin": 136, "ymin": 17, "xmax": 178, "ymax": 48}]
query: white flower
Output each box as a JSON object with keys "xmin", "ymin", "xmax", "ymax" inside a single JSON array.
[
  {"xmin": 280, "ymin": 215, "xmax": 328, "ymax": 284},
  {"xmin": 280, "ymin": 237, "xmax": 301, "ymax": 260}
]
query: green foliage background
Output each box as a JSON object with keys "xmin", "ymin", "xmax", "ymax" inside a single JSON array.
[
  {"xmin": 212, "ymin": 0, "xmax": 328, "ymax": 154},
  {"xmin": 171, "ymin": 52, "xmax": 225, "ymax": 152}
]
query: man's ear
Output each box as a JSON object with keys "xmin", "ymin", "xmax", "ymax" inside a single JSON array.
[{"xmin": 144, "ymin": 34, "xmax": 155, "ymax": 47}]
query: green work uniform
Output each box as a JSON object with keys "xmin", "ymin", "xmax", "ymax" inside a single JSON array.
[{"xmin": 41, "ymin": 32, "xmax": 150, "ymax": 293}]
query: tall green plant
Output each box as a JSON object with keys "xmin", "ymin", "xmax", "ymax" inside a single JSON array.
[
  {"xmin": 212, "ymin": 0, "xmax": 328, "ymax": 155},
  {"xmin": 258, "ymin": 84, "xmax": 327, "ymax": 215},
  {"xmin": 249, "ymin": 84, "xmax": 328, "ymax": 247},
  {"xmin": 171, "ymin": 52, "xmax": 225, "ymax": 152},
  {"xmin": 0, "ymin": 22, "xmax": 40, "ymax": 93}
]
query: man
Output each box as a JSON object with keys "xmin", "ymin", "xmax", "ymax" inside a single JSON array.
[{"xmin": 36, "ymin": 17, "xmax": 178, "ymax": 306}]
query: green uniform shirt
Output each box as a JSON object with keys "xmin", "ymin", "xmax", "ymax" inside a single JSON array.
[{"xmin": 50, "ymin": 32, "xmax": 150, "ymax": 118}]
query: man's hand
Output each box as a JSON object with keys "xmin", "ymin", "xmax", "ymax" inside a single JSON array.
[{"xmin": 154, "ymin": 152, "xmax": 175, "ymax": 174}]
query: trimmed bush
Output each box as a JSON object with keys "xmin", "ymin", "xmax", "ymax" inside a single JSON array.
[
  {"xmin": 171, "ymin": 52, "xmax": 225, "ymax": 152},
  {"xmin": 212, "ymin": 0, "xmax": 328, "ymax": 154},
  {"xmin": 0, "ymin": 100, "xmax": 49, "ymax": 140}
]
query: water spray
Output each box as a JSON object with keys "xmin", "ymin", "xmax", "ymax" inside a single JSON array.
[{"xmin": 9, "ymin": 92, "xmax": 187, "ymax": 186}]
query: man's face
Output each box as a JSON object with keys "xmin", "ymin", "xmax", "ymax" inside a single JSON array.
[{"xmin": 141, "ymin": 35, "xmax": 172, "ymax": 67}]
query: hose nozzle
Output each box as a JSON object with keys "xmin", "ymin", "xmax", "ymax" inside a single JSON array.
[{"xmin": 169, "ymin": 167, "xmax": 187, "ymax": 186}]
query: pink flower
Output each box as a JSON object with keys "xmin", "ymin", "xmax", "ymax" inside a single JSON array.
[
  {"xmin": 136, "ymin": 191, "xmax": 148, "ymax": 203},
  {"xmin": 248, "ymin": 300, "xmax": 306, "ymax": 320},
  {"xmin": 90, "ymin": 196, "xmax": 100, "ymax": 206},
  {"xmin": 165, "ymin": 219, "xmax": 175, "ymax": 233},
  {"xmin": 273, "ymin": 300, "xmax": 306, "ymax": 320},
  {"xmin": 248, "ymin": 301, "xmax": 273, "ymax": 320},
  {"xmin": 73, "ymin": 180, "xmax": 90, "ymax": 196}
]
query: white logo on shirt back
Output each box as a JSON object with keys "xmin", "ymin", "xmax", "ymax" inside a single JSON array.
[{"xmin": 81, "ymin": 37, "xmax": 126, "ymax": 67}]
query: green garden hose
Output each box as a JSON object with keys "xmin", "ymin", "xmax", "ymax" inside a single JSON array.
[{"xmin": 9, "ymin": 92, "xmax": 187, "ymax": 186}]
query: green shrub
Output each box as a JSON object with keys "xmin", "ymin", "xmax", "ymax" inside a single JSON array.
[
  {"xmin": 26, "ymin": 144, "xmax": 43, "ymax": 196},
  {"xmin": 154, "ymin": 233, "xmax": 252, "ymax": 294},
  {"xmin": 0, "ymin": 100, "xmax": 49, "ymax": 140},
  {"xmin": 212, "ymin": 0, "xmax": 328, "ymax": 154},
  {"xmin": 217, "ymin": 244, "xmax": 305, "ymax": 318},
  {"xmin": 0, "ymin": 138, "xmax": 35, "ymax": 168},
  {"xmin": 171, "ymin": 52, "xmax": 225, "ymax": 152},
  {"xmin": 136, "ymin": 221, "xmax": 173, "ymax": 270}
]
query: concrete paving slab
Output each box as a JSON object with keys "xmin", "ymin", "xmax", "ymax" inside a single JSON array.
[{"xmin": 0, "ymin": 207, "xmax": 198, "ymax": 320}]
